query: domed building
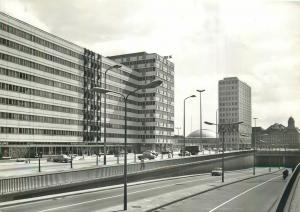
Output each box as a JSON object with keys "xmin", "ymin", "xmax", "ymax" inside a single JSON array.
[
  {"xmin": 176, "ymin": 129, "xmax": 219, "ymax": 150},
  {"xmin": 187, "ymin": 129, "xmax": 216, "ymax": 139}
]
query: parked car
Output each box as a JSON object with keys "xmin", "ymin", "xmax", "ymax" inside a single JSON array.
[
  {"xmin": 211, "ymin": 167, "xmax": 222, "ymax": 176},
  {"xmin": 16, "ymin": 158, "xmax": 27, "ymax": 162},
  {"xmin": 47, "ymin": 154, "xmax": 71, "ymax": 163},
  {"xmin": 161, "ymin": 150, "xmax": 171, "ymax": 154},
  {"xmin": 138, "ymin": 151, "xmax": 156, "ymax": 160},
  {"xmin": 146, "ymin": 150, "xmax": 158, "ymax": 157},
  {"xmin": 178, "ymin": 150, "xmax": 191, "ymax": 156}
]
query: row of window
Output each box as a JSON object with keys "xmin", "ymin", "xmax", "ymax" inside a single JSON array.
[
  {"xmin": 0, "ymin": 112, "xmax": 82, "ymax": 125},
  {"xmin": 0, "ymin": 127, "xmax": 82, "ymax": 136},
  {"xmin": 0, "ymin": 22, "xmax": 171, "ymax": 86},
  {"xmin": 219, "ymin": 107, "xmax": 238, "ymax": 111},
  {"xmin": 0, "ymin": 52, "xmax": 82, "ymax": 82},
  {"xmin": 0, "ymin": 97, "xmax": 82, "ymax": 114},
  {"xmin": 220, "ymin": 113, "xmax": 238, "ymax": 117},
  {"xmin": 87, "ymin": 124, "xmax": 159, "ymax": 131},
  {"xmin": 83, "ymin": 133, "xmax": 156, "ymax": 140},
  {"xmin": 219, "ymin": 102, "xmax": 238, "ymax": 106},
  {"xmin": 0, "ymin": 67, "xmax": 83, "ymax": 95},
  {"xmin": 0, "ymin": 22, "xmax": 81, "ymax": 59},
  {"xmin": 219, "ymin": 97, "xmax": 238, "ymax": 101},
  {"xmin": 121, "ymin": 59, "xmax": 155, "ymax": 66},
  {"xmin": 0, "ymin": 82, "xmax": 83, "ymax": 104},
  {"xmin": 105, "ymin": 110, "xmax": 156, "ymax": 121},
  {"xmin": 134, "ymin": 67, "xmax": 155, "ymax": 73},
  {"xmin": 0, "ymin": 37, "xmax": 83, "ymax": 71}
]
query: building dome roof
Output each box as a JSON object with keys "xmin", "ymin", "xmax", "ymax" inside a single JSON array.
[
  {"xmin": 187, "ymin": 129, "xmax": 216, "ymax": 138},
  {"xmin": 267, "ymin": 123, "xmax": 286, "ymax": 131}
]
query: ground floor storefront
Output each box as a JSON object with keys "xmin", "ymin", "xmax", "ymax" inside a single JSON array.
[{"xmin": 0, "ymin": 142, "xmax": 174, "ymax": 159}]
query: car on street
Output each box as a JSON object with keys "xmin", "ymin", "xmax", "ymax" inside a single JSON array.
[
  {"xmin": 138, "ymin": 151, "xmax": 156, "ymax": 160},
  {"xmin": 178, "ymin": 150, "xmax": 191, "ymax": 156},
  {"xmin": 16, "ymin": 158, "xmax": 27, "ymax": 162},
  {"xmin": 211, "ymin": 167, "xmax": 222, "ymax": 176},
  {"xmin": 47, "ymin": 154, "xmax": 71, "ymax": 163},
  {"xmin": 148, "ymin": 150, "xmax": 158, "ymax": 157}
]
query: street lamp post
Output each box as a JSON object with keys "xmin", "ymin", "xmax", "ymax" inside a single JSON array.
[
  {"xmin": 92, "ymin": 79, "xmax": 163, "ymax": 211},
  {"xmin": 205, "ymin": 121, "xmax": 243, "ymax": 182},
  {"xmin": 216, "ymin": 109, "xmax": 219, "ymax": 153},
  {"xmin": 253, "ymin": 117, "xmax": 258, "ymax": 175},
  {"xmin": 103, "ymin": 64, "xmax": 122, "ymax": 165},
  {"xmin": 183, "ymin": 95, "xmax": 196, "ymax": 156},
  {"xmin": 196, "ymin": 89, "xmax": 205, "ymax": 147},
  {"xmin": 38, "ymin": 152, "xmax": 41, "ymax": 172}
]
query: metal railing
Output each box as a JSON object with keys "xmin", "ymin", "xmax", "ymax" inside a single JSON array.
[
  {"xmin": 276, "ymin": 162, "xmax": 300, "ymax": 212},
  {"xmin": 0, "ymin": 151, "xmax": 252, "ymax": 195}
]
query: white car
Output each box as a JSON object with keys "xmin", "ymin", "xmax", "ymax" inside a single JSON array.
[{"xmin": 211, "ymin": 167, "xmax": 222, "ymax": 176}]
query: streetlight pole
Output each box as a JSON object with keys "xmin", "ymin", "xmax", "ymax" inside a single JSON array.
[
  {"xmin": 183, "ymin": 95, "xmax": 196, "ymax": 156},
  {"xmin": 103, "ymin": 65, "xmax": 122, "ymax": 165},
  {"xmin": 38, "ymin": 152, "xmax": 41, "ymax": 172},
  {"xmin": 216, "ymin": 109, "xmax": 219, "ymax": 153},
  {"xmin": 253, "ymin": 117, "xmax": 258, "ymax": 175},
  {"xmin": 196, "ymin": 89, "xmax": 205, "ymax": 149},
  {"xmin": 221, "ymin": 130, "xmax": 225, "ymax": 182},
  {"xmin": 205, "ymin": 121, "xmax": 243, "ymax": 183},
  {"xmin": 92, "ymin": 79, "xmax": 163, "ymax": 211}
]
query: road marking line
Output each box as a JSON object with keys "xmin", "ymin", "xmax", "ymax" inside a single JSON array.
[
  {"xmin": 0, "ymin": 171, "xmax": 250, "ymax": 210},
  {"xmin": 36, "ymin": 176, "xmax": 217, "ymax": 212},
  {"xmin": 208, "ymin": 175, "xmax": 281, "ymax": 212},
  {"xmin": 37, "ymin": 171, "xmax": 258, "ymax": 212}
]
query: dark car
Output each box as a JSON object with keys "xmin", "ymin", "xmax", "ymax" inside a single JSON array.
[
  {"xmin": 48, "ymin": 154, "xmax": 71, "ymax": 163},
  {"xmin": 138, "ymin": 151, "xmax": 155, "ymax": 160},
  {"xmin": 178, "ymin": 150, "xmax": 191, "ymax": 156}
]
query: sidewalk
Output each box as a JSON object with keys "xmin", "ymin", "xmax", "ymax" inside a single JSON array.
[{"xmin": 0, "ymin": 152, "xmax": 216, "ymax": 178}]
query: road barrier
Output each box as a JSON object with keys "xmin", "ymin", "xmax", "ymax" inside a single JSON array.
[
  {"xmin": 0, "ymin": 151, "xmax": 252, "ymax": 195},
  {"xmin": 276, "ymin": 162, "xmax": 300, "ymax": 212}
]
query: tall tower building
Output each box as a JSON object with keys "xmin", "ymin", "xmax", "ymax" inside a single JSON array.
[
  {"xmin": 218, "ymin": 77, "xmax": 251, "ymax": 149},
  {"xmin": 108, "ymin": 53, "xmax": 174, "ymax": 152}
]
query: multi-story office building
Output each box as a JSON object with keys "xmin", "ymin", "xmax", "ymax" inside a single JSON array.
[
  {"xmin": 0, "ymin": 12, "xmax": 174, "ymax": 157},
  {"xmin": 218, "ymin": 77, "xmax": 252, "ymax": 149},
  {"xmin": 108, "ymin": 52, "xmax": 174, "ymax": 152}
]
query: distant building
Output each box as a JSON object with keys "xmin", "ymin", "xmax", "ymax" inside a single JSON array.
[
  {"xmin": 253, "ymin": 117, "xmax": 300, "ymax": 149},
  {"xmin": 176, "ymin": 129, "xmax": 218, "ymax": 150},
  {"xmin": 218, "ymin": 77, "xmax": 252, "ymax": 149}
]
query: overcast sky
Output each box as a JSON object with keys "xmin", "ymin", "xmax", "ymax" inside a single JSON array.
[{"xmin": 1, "ymin": 0, "xmax": 299, "ymax": 135}]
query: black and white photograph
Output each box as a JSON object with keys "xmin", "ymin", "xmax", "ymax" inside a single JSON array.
[{"xmin": 0, "ymin": 0, "xmax": 299, "ymax": 211}]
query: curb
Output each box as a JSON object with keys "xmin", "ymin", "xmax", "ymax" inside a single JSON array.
[
  {"xmin": 0, "ymin": 168, "xmax": 254, "ymax": 208},
  {"xmin": 0, "ymin": 172, "xmax": 212, "ymax": 208}
]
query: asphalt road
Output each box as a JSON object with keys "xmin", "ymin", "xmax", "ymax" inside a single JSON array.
[
  {"xmin": 158, "ymin": 170, "xmax": 288, "ymax": 212},
  {"xmin": 0, "ymin": 168, "xmax": 273, "ymax": 212}
]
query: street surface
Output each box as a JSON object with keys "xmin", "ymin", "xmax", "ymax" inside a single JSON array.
[
  {"xmin": 158, "ymin": 170, "xmax": 288, "ymax": 212},
  {"xmin": 0, "ymin": 150, "xmax": 218, "ymax": 178},
  {"xmin": 0, "ymin": 168, "xmax": 280, "ymax": 212}
]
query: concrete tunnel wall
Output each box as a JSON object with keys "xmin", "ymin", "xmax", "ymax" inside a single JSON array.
[{"xmin": 4, "ymin": 153, "xmax": 254, "ymax": 201}]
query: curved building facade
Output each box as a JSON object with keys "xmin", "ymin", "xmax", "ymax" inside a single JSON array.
[{"xmin": 0, "ymin": 12, "xmax": 174, "ymax": 157}]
